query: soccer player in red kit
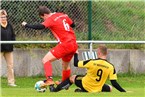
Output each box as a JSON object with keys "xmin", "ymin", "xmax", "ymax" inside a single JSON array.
[{"xmin": 22, "ymin": 6, "xmax": 78, "ymax": 90}]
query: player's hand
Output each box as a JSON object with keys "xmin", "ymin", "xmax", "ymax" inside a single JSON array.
[{"xmin": 22, "ymin": 21, "xmax": 27, "ymax": 26}]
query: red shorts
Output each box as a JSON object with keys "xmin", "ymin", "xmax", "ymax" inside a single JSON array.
[{"xmin": 50, "ymin": 41, "xmax": 78, "ymax": 62}]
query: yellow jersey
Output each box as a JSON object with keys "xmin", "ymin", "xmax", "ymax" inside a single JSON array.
[{"xmin": 78, "ymin": 58, "xmax": 117, "ymax": 92}]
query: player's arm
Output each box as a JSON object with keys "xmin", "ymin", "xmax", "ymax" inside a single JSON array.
[
  {"xmin": 70, "ymin": 22, "xmax": 75, "ymax": 28},
  {"xmin": 22, "ymin": 21, "xmax": 45, "ymax": 30},
  {"xmin": 109, "ymin": 67, "xmax": 126, "ymax": 92},
  {"xmin": 66, "ymin": 15, "xmax": 75, "ymax": 28},
  {"xmin": 74, "ymin": 53, "xmax": 91, "ymax": 68},
  {"xmin": 110, "ymin": 80, "xmax": 126, "ymax": 92},
  {"xmin": 74, "ymin": 53, "xmax": 79, "ymax": 67}
]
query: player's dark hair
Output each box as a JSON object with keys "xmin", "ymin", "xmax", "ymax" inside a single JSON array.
[
  {"xmin": 38, "ymin": 6, "xmax": 51, "ymax": 16},
  {"xmin": 98, "ymin": 44, "xmax": 107, "ymax": 55}
]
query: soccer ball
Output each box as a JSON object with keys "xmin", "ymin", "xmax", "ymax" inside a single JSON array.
[{"xmin": 34, "ymin": 81, "xmax": 47, "ymax": 92}]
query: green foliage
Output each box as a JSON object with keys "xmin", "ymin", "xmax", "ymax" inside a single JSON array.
[{"xmin": 91, "ymin": 1, "xmax": 145, "ymax": 41}]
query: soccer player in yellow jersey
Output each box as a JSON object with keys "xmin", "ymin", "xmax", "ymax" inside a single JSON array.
[{"xmin": 51, "ymin": 45, "xmax": 126, "ymax": 92}]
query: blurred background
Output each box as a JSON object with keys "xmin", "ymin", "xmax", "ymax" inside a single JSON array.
[{"xmin": 1, "ymin": 0, "xmax": 145, "ymax": 41}]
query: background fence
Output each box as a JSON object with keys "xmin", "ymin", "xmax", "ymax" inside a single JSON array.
[{"xmin": 1, "ymin": 0, "xmax": 145, "ymax": 41}]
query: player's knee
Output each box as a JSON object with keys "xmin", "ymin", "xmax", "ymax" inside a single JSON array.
[
  {"xmin": 42, "ymin": 52, "xmax": 56, "ymax": 64},
  {"xmin": 109, "ymin": 85, "xmax": 112, "ymax": 92},
  {"xmin": 42, "ymin": 58, "xmax": 47, "ymax": 64},
  {"xmin": 62, "ymin": 63, "xmax": 70, "ymax": 70},
  {"xmin": 102, "ymin": 84, "xmax": 112, "ymax": 92},
  {"xmin": 42, "ymin": 57, "xmax": 52, "ymax": 64},
  {"xmin": 69, "ymin": 75, "xmax": 76, "ymax": 83}
]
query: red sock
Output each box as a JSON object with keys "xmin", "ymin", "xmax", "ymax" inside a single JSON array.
[
  {"xmin": 44, "ymin": 61, "xmax": 52, "ymax": 79},
  {"xmin": 62, "ymin": 69, "xmax": 71, "ymax": 81}
]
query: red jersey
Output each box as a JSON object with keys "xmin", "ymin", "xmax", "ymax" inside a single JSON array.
[{"xmin": 42, "ymin": 12, "xmax": 76, "ymax": 43}]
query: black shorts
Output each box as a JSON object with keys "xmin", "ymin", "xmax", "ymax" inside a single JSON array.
[
  {"xmin": 75, "ymin": 75, "xmax": 111, "ymax": 92},
  {"xmin": 74, "ymin": 75, "xmax": 87, "ymax": 92},
  {"xmin": 102, "ymin": 84, "xmax": 111, "ymax": 92}
]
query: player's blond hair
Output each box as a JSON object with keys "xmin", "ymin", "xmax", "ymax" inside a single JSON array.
[
  {"xmin": 98, "ymin": 44, "xmax": 107, "ymax": 56},
  {"xmin": 0, "ymin": 9, "xmax": 7, "ymax": 16}
]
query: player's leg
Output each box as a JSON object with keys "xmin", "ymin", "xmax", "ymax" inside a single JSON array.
[
  {"xmin": 41, "ymin": 51, "xmax": 57, "ymax": 88},
  {"xmin": 74, "ymin": 75, "xmax": 87, "ymax": 92},
  {"xmin": 61, "ymin": 61, "xmax": 71, "ymax": 81},
  {"xmin": 42, "ymin": 51, "xmax": 57, "ymax": 79},
  {"xmin": 52, "ymin": 75, "xmax": 77, "ymax": 92},
  {"xmin": 41, "ymin": 43, "xmax": 68, "ymax": 88},
  {"xmin": 53, "ymin": 42, "xmax": 77, "ymax": 85},
  {"xmin": 61, "ymin": 51, "xmax": 76, "ymax": 82},
  {"xmin": 61, "ymin": 41, "xmax": 78, "ymax": 82},
  {"xmin": 55, "ymin": 61, "xmax": 71, "ymax": 86},
  {"xmin": 51, "ymin": 75, "xmax": 86, "ymax": 92},
  {"xmin": 102, "ymin": 84, "xmax": 112, "ymax": 92}
]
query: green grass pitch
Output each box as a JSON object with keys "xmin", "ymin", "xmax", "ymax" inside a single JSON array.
[{"xmin": 1, "ymin": 74, "xmax": 145, "ymax": 97}]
